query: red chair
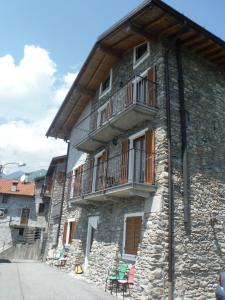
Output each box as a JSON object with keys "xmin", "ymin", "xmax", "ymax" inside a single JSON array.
[{"xmin": 117, "ymin": 265, "xmax": 136, "ymax": 299}]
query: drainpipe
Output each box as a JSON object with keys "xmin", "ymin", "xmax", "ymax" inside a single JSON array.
[
  {"xmin": 175, "ymin": 41, "xmax": 189, "ymax": 226},
  {"xmin": 56, "ymin": 141, "xmax": 70, "ymax": 246},
  {"xmin": 164, "ymin": 47, "xmax": 174, "ymax": 300}
]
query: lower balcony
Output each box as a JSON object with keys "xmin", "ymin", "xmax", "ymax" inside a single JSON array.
[{"xmin": 69, "ymin": 148, "xmax": 156, "ymax": 205}]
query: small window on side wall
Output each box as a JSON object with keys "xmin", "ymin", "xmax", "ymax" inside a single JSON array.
[
  {"xmin": 133, "ymin": 42, "xmax": 150, "ymax": 68},
  {"xmin": 38, "ymin": 203, "xmax": 45, "ymax": 214},
  {"xmin": 99, "ymin": 70, "xmax": 112, "ymax": 98}
]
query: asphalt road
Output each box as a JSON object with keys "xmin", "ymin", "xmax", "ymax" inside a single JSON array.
[{"xmin": 0, "ymin": 261, "xmax": 117, "ymax": 300}]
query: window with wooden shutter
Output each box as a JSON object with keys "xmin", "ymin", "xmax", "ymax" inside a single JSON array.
[
  {"xmin": 120, "ymin": 140, "xmax": 129, "ymax": 184},
  {"xmin": 147, "ymin": 66, "xmax": 156, "ymax": 107},
  {"xmin": 73, "ymin": 165, "xmax": 83, "ymax": 197},
  {"xmin": 69, "ymin": 221, "xmax": 76, "ymax": 244},
  {"xmin": 145, "ymin": 129, "xmax": 155, "ymax": 184},
  {"xmin": 124, "ymin": 216, "xmax": 142, "ymax": 255},
  {"xmin": 63, "ymin": 222, "xmax": 68, "ymax": 245},
  {"xmin": 126, "ymin": 83, "xmax": 133, "ymax": 106},
  {"xmin": 96, "ymin": 151, "xmax": 108, "ymax": 191}
]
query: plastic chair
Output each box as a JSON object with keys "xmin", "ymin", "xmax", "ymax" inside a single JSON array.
[
  {"xmin": 117, "ymin": 265, "xmax": 136, "ymax": 299},
  {"xmin": 105, "ymin": 264, "xmax": 129, "ymax": 294}
]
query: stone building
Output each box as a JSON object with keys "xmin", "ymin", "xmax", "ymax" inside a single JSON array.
[
  {"xmin": 44, "ymin": 155, "xmax": 67, "ymax": 253},
  {"xmin": 0, "ymin": 177, "xmax": 49, "ymax": 259},
  {"xmin": 46, "ymin": 0, "xmax": 225, "ymax": 299}
]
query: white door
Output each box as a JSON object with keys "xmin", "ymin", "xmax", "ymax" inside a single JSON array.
[{"xmin": 84, "ymin": 216, "xmax": 99, "ymax": 270}]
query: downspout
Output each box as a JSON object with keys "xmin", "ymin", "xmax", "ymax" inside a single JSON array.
[
  {"xmin": 164, "ymin": 47, "xmax": 174, "ymax": 300},
  {"xmin": 175, "ymin": 41, "xmax": 189, "ymax": 226},
  {"xmin": 56, "ymin": 141, "xmax": 70, "ymax": 246}
]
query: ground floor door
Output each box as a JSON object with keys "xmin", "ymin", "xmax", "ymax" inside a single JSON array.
[{"xmin": 84, "ymin": 216, "xmax": 99, "ymax": 270}]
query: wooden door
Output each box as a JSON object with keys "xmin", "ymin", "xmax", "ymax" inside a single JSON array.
[{"xmin": 20, "ymin": 208, "xmax": 30, "ymax": 225}]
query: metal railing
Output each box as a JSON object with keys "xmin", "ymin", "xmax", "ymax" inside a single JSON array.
[
  {"xmin": 70, "ymin": 149, "xmax": 154, "ymax": 200},
  {"xmin": 90, "ymin": 76, "xmax": 156, "ymax": 133}
]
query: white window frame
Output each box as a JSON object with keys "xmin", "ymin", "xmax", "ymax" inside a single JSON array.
[
  {"xmin": 133, "ymin": 42, "xmax": 150, "ymax": 69},
  {"xmin": 84, "ymin": 216, "xmax": 99, "ymax": 270},
  {"xmin": 122, "ymin": 212, "xmax": 144, "ymax": 261},
  {"xmin": 65, "ymin": 217, "xmax": 76, "ymax": 246},
  {"xmin": 131, "ymin": 68, "xmax": 149, "ymax": 104},
  {"xmin": 99, "ymin": 69, "xmax": 112, "ymax": 99},
  {"xmin": 97, "ymin": 101, "xmax": 108, "ymax": 128},
  {"xmin": 128, "ymin": 128, "xmax": 149, "ymax": 182},
  {"xmin": 92, "ymin": 150, "xmax": 105, "ymax": 192}
]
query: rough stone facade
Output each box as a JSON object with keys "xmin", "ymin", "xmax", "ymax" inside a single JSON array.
[{"xmin": 49, "ymin": 21, "xmax": 225, "ymax": 300}]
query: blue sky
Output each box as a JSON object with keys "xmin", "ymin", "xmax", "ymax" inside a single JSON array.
[
  {"xmin": 0, "ymin": 0, "xmax": 224, "ymax": 77},
  {"xmin": 0, "ymin": 0, "xmax": 224, "ymax": 173}
]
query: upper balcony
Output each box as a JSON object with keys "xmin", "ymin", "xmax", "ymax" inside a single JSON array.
[
  {"xmin": 69, "ymin": 145, "xmax": 156, "ymax": 205},
  {"xmin": 76, "ymin": 70, "xmax": 157, "ymax": 153}
]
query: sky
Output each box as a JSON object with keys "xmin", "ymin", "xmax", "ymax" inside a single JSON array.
[{"xmin": 0, "ymin": 0, "xmax": 224, "ymax": 174}]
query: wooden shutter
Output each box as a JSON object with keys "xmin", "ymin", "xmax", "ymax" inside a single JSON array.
[
  {"xmin": 92, "ymin": 111, "xmax": 98, "ymax": 131},
  {"xmin": 74, "ymin": 165, "xmax": 83, "ymax": 197},
  {"xmin": 69, "ymin": 221, "xmax": 76, "ymax": 244},
  {"xmin": 120, "ymin": 140, "xmax": 129, "ymax": 184},
  {"xmin": 125, "ymin": 216, "xmax": 142, "ymax": 255},
  {"xmin": 87, "ymin": 159, "xmax": 94, "ymax": 193},
  {"xmin": 147, "ymin": 66, "xmax": 156, "ymax": 107},
  {"xmin": 63, "ymin": 222, "xmax": 68, "ymax": 244},
  {"xmin": 145, "ymin": 129, "xmax": 155, "ymax": 184},
  {"xmin": 126, "ymin": 83, "xmax": 133, "ymax": 106},
  {"xmin": 107, "ymin": 100, "xmax": 113, "ymax": 119}
]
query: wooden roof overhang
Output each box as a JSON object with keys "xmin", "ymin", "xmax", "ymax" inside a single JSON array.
[{"xmin": 47, "ymin": 0, "xmax": 225, "ymax": 140}]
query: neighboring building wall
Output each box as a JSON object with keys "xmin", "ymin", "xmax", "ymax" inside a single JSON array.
[
  {"xmin": 0, "ymin": 194, "xmax": 37, "ymax": 248},
  {"xmin": 46, "ymin": 159, "xmax": 66, "ymax": 251}
]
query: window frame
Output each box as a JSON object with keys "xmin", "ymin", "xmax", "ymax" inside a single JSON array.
[
  {"xmin": 122, "ymin": 212, "xmax": 144, "ymax": 261},
  {"xmin": 133, "ymin": 42, "xmax": 150, "ymax": 69},
  {"xmin": 99, "ymin": 69, "xmax": 112, "ymax": 99}
]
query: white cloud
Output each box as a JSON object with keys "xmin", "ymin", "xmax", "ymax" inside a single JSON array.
[{"xmin": 0, "ymin": 45, "xmax": 78, "ymax": 173}]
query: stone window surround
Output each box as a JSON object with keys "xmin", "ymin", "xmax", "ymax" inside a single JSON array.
[
  {"xmin": 65, "ymin": 217, "xmax": 76, "ymax": 246},
  {"xmin": 122, "ymin": 212, "xmax": 144, "ymax": 261},
  {"xmin": 99, "ymin": 69, "xmax": 112, "ymax": 99},
  {"xmin": 133, "ymin": 41, "xmax": 150, "ymax": 69}
]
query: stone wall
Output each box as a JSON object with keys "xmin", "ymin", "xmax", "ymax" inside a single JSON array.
[{"xmin": 167, "ymin": 47, "xmax": 225, "ymax": 299}]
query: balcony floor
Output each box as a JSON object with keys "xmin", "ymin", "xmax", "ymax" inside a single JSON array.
[
  {"xmin": 77, "ymin": 103, "xmax": 157, "ymax": 152},
  {"xmin": 69, "ymin": 182, "xmax": 156, "ymax": 205}
]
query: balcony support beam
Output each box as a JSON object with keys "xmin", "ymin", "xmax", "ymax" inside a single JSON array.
[
  {"xmin": 96, "ymin": 43, "xmax": 123, "ymax": 59},
  {"xmin": 75, "ymin": 85, "xmax": 96, "ymax": 97}
]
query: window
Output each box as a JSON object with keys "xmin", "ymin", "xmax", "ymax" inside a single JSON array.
[
  {"xmin": 62, "ymin": 219, "xmax": 76, "ymax": 245},
  {"xmin": 20, "ymin": 208, "xmax": 30, "ymax": 225},
  {"xmin": 73, "ymin": 165, "xmax": 83, "ymax": 198},
  {"xmin": 38, "ymin": 203, "xmax": 45, "ymax": 214},
  {"xmin": 92, "ymin": 150, "xmax": 107, "ymax": 192},
  {"xmin": 18, "ymin": 228, "xmax": 24, "ymax": 236},
  {"xmin": 123, "ymin": 213, "xmax": 144, "ymax": 260},
  {"xmin": 0, "ymin": 208, "xmax": 7, "ymax": 218},
  {"xmin": 99, "ymin": 70, "xmax": 112, "ymax": 98},
  {"xmin": 2, "ymin": 195, "xmax": 8, "ymax": 203},
  {"xmin": 133, "ymin": 42, "xmax": 150, "ymax": 68}
]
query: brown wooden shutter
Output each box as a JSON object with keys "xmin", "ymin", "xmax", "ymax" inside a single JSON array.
[
  {"xmin": 87, "ymin": 159, "xmax": 94, "ymax": 193},
  {"xmin": 74, "ymin": 165, "xmax": 83, "ymax": 197},
  {"xmin": 126, "ymin": 83, "xmax": 133, "ymax": 106},
  {"xmin": 69, "ymin": 221, "xmax": 76, "ymax": 244},
  {"xmin": 120, "ymin": 140, "xmax": 129, "ymax": 184},
  {"xmin": 145, "ymin": 129, "xmax": 155, "ymax": 184},
  {"xmin": 107, "ymin": 100, "xmax": 113, "ymax": 119},
  {"xmin": 92, "ymin": 111, "xmax": 98, "ymax": 131},
  {"xmin": 125, "ymin": 216, "xmax": 142, "ymax": 255},
  {"xmin": 67, "ymin": 171, "xmax": 73, "ymax": 198},
  {"xmin": 63, "ymin": 222, "xmax": 68, "ymax": 244},
  {"xmin": 147, "ymin": 66, "xmax": 156, "ymax": 107}
]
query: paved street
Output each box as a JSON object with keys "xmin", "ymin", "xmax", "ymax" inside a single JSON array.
[{"xmin": 0, "ymin": 261, "xmax": 117, "ymax": 300}]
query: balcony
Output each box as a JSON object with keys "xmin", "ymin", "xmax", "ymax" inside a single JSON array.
[
  {"xmin": 69, "ymin": 148, "xmax": 156, "ymax": 205},
  {"xmin": 76, "ymin": 74, "xmax": 157, "ymax": 153}
]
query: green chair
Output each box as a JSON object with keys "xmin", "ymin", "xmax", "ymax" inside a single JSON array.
[{"xmin": 105, "ymin": 264, "xmax": 129, "ymax": 294}]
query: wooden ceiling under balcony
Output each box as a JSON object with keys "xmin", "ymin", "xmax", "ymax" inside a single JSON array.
[{"xmin": 47, "ymin": 0, "xmax": 225, "ymax": 140}]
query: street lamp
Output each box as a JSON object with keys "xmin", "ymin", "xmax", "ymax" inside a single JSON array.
[{"xmin": 0, "ymin": 162, "xmax": 26, "ymax": 177}]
